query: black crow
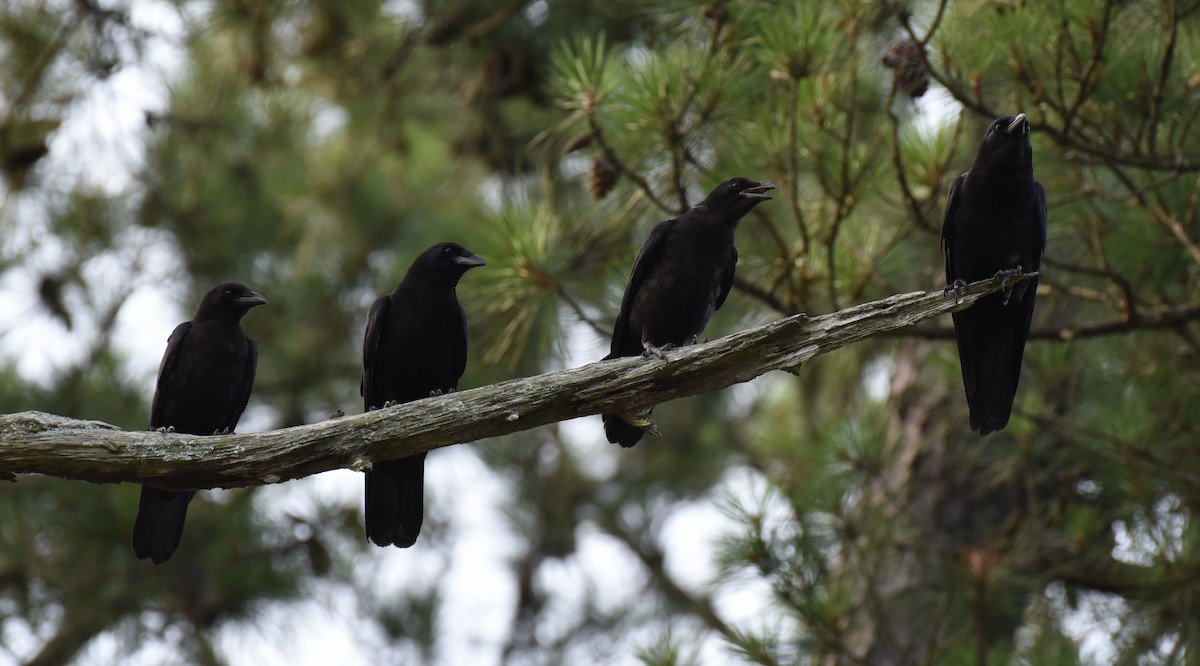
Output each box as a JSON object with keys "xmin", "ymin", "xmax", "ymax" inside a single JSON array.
[
  {"xmin": 361, "ymin": 242, "xmax": 485, "ymax": 547},
  {"xmin": 942, "ymin": 113, "xmax": 1047, "ymax": 435},
  {"xmin": 132, "ymin": 282, "xmax": 267, "ymax": 564},
  {"xmin": 602, "ymin": 177, "xmax": 775, "ymax": 447}
]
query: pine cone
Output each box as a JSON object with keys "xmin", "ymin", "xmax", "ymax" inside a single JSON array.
[
  {"xmin": 588, "ymin": 154, "xmax": 618, "ymax": 199},
  {"xmin": 882, "ymin": 37, "xmax": 929, "ymax": 99}
]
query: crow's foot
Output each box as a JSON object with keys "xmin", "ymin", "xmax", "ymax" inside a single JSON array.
[
  {"xmin": 382, "ymin": 400, "xmax": 398, "ymax": 408},
  {"xmin": 943, "ymin": 279, "xmax": 968, "ymax": 305},
  {"xmin": 429, "ymin": 389, "xmax": 443, "ymax": 397},
  {"xmin": 993, "ymin": 266, "xmax": 1022, "ymax": 305},
  {"xmin": 641, "ymin": 341, "xmax": 676, "ymax": 360}
]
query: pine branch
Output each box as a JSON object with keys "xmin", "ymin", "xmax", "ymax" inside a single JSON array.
[{"xmin": 0, "ymin": 275, "xmax": 1033, "ymax": 490}]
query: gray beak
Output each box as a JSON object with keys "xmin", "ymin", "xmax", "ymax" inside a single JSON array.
[
  {"xmin": 453, "ymin": 253, "xmax": 487, "ymax": 268},
  {"xmin": 236, "ymin": 291, "xmax": 268, "ymax": 307},
  {"xmin": 1006, "ymin": 113, "xmax": 1028, "ymax": 134},
  {"xmin": 740, "ymin": 182, "xmax": 777, "ymax": 200}
]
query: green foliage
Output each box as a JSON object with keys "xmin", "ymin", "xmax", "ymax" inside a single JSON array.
[
  {"xmin": 3, "ymin": 0, "xmax": 1200, "ymax": 663},
  {"xmin": 550, "ymin": 34, "xmax": 616, "ymax": 112}
]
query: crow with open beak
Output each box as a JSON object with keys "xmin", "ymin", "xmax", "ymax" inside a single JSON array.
[{"xmin": 602, "ymin": 177, "xmax": 775, "ymax": 448}]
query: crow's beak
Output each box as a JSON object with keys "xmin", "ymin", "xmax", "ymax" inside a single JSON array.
[
  {"xmin": 453, "ymin": 253, "xmax": 487, "ymax": 268},
  {"xmin": 740, "ymin": 182, "xmax": 777, "ymax": 200},
  {"xmin": 1006, "ymin": 113, "xmax": 1028, "ymax": 134},
  {"xmin": 236, "ymin": 291, "xmax": 268, "ymax": 307}
]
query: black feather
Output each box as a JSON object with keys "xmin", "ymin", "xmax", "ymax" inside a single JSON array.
[
  {"xmin": 361, "ymin": 242, "xmax": 484, "ymax": 547},
  {"xmin": 942, "ymin": 114, "xmax": 1047, "ymax": 435},
  {"xmin": 132, "ymin": 282, "xmax": 266, "ymax": 564},
  {"xmin": 602, "ymin": 177, "xmax": 774, "ymax": 447}
]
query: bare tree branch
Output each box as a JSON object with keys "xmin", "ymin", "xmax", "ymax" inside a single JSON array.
[
  {"xmin": 897, "ymin": 297, "xmax": 1200, "ymax": 342},
  {"xmin": 0, "ymin": 276, "xmax": 1032, "ymax": 490}
]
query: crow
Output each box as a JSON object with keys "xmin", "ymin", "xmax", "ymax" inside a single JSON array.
[
  {"xmin": 942, "ymin": 113, "xmax": 1047, "ymax": 435},
  {"xmin": 361, "ymin": 242, "xmax": 485, "ymax": 547},
  {"xmin": 602, "ymin": 177, "xmax": 775, "ymax": 447},
  {"xmin": 132, "ymin": 282, "xmax": 267, "ymax": 564}
]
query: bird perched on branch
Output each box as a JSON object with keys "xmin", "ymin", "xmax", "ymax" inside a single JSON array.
[
  {"xmin": 942, "ymin": 113, "xmax": 1047, "ymax": 435},
  {"xmin": 361, "ymin": 242, "xmax": 485, "ymax": 547},
  {"xmin": 132, "ymin": 282, "xmax": 267, "ymax": 564},
  {"xmin": 602, "ymin": 177, "xmax": 775, "ymax": 448}
]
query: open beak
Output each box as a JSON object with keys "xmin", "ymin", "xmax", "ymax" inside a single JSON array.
[
  {"xmin": 1006, "ymin": 113, "xmax": 1028, "ymax": 134},
  {"xmin": 740, "ymin": 181, "xmax": 777, "ymax": 200},
  {"xmin": 236, "ymin": 291, "xmax": 268, "ymax": 307},
  {"xmin": 453, "ymin": 253, "xmax": 487, "ymax": 268}
]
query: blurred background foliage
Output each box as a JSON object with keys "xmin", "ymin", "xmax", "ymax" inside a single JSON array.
[{"xmin": 3, "ymin": 0, "xmax": 1200, "ymax": 663}]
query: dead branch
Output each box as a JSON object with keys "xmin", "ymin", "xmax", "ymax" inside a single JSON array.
[{"xmin": 0, "ymin": 275, "xmax": 1031, "ymax": 490}]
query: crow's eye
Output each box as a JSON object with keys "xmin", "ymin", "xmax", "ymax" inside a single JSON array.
[{"xmin": 224, "ymin": 289, "xmax": 234, "ymax": 297}]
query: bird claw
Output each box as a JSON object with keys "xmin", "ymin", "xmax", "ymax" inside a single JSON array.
[
  {"xmin": 943, "ymin": 279, "xmax": 968, "ymax": 305},
  {"xmin": 155, "ymin": 426, "xmax": 175, "ymax": 434},
  {"xmin": 330, "ymin": 409, "xmax": 345, "ymax": 419},
  {"xmin": 213, "ymin": 426, "xmax": 232, "ymax": 435},
  {"xmin": 382, "ymin": 400, "xmax": 398, "ymax": 408},
  {"xmin": 429, "ymin": 389, "xmax": 443, "ymax": 397},
  {"xmin": 641, "ymin": 342, "xmax": 675, "ymax": 360},
  {"xmin": 994, "ymin": 266, "xmax": 1022, "ymax": 305}
]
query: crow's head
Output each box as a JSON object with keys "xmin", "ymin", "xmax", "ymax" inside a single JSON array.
[
  {"xmin": 975, "ymin": 113, "xmax": 1033, "ymax": 173},
  {"xmin": 704, "ymin": 177, "xmax": 776, "ymax": 218},
  {"xmin": 409, "ymin": 242, "xmax": 486, "ymax": 284},
  {"xmin": 197, "ymin": 282, "xmax": 268, "ymax": 322}
]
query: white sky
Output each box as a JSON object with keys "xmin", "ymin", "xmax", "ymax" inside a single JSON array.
[
  {"xmin": 0, "ymin": 5, "xmax": 776, "ymax": 658},
  {"xmin": 0, "ymin": 1, "xmax": 1136, "ymax": 664}
]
